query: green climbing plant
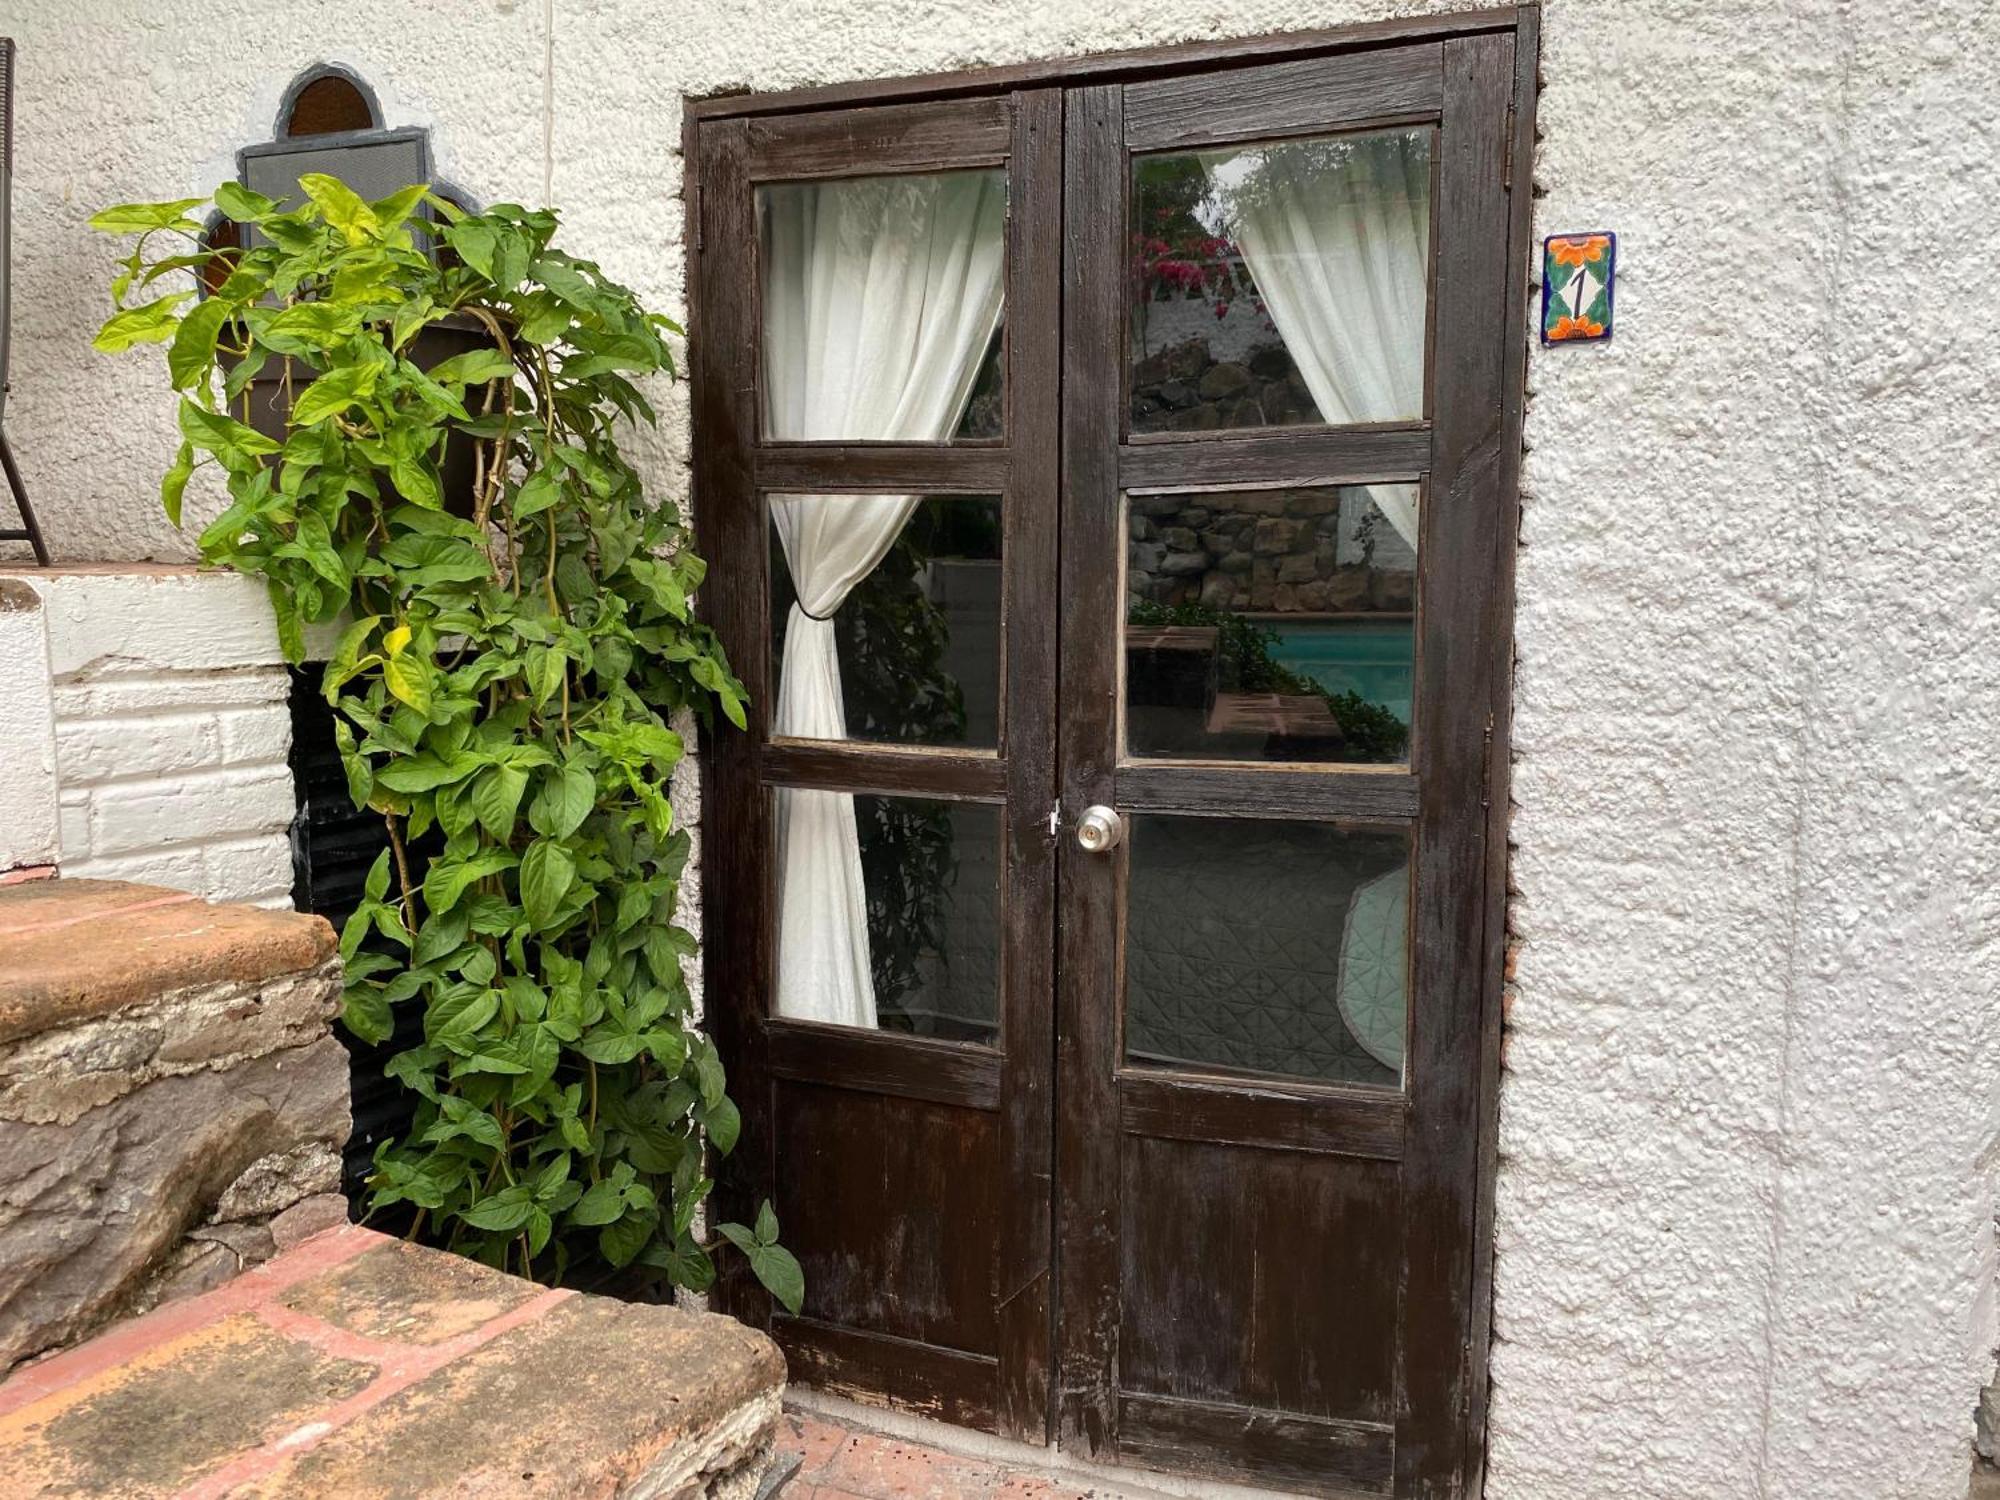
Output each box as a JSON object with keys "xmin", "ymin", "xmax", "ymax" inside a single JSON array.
[{"xmin": 89, "ymin": 176, "xmax": 801, "ymax": 1309}]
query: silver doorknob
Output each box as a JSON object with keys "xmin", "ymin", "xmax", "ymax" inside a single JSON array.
[{"xmin": 1075, "ymin": 805, "xmax": 1125, "ymax": 854}]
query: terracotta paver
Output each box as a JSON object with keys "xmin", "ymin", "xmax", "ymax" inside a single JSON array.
[
  {"xmin": 779, "ymin": 1411, "xmax": 1107, "ymax": 1500},
  {"xmin": 0, "ymin": 1225, "xmax": 783, "ymax": 1498}
]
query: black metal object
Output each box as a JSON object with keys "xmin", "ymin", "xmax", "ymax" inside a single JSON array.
[
  {"xmin": 233, "ymin": 63, "xmax": 471, "ymax": 260},
  {"xmin": 0, "ymin": 39, "xmax": 47, "ymax": 565},
  {"xmin": 286, "ymin": 668, "xmax": 421, "ymax": 1196}
]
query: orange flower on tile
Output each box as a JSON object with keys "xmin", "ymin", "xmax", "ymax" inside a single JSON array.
[
  {"xmin": 1548, "ymin": 314, "xmax": 1606, "ymax": 341},
  {"xmin": 1549, "ymin": 234, "xmax": 1611, "ymax": 268}
]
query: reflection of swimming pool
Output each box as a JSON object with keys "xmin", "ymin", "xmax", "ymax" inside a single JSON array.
[{"xmin": 1268, "ymin": 619, "xmax": 1414, "ymax": 724}]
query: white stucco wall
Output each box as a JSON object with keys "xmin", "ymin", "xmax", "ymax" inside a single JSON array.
[{"xmin": 0, "ymin": 3, "xmax": 1995, "ymax": 1498}]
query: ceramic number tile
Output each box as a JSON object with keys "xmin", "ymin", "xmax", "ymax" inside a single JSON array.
[{"xmin": 1541, "ymin": 231, "xmax": 1616, "ymax": 344}]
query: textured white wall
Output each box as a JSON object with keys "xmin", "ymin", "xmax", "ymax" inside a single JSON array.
[
  {"xmin": 0, "ymin": 2, "xmax": 1995, "ymax": 1497},
  {"xmin": 8, "ymin": 568, "xmax": 295, "ymax": 906}
]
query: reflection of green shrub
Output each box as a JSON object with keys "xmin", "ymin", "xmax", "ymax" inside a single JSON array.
[
  {"xmin": 1129, "ymin": 599, "xmax": 1410, "ymax": 763},
  {"xmin": 833, "ymin": 506, "xmax": 985, "ymax": 1010},
  {"xmin": 837, "ymin": 519, "xmax": 969, "ymax": 747},
  {"xmin": 772, "ymin": 501, "xmax": 1000, "ymax": 1017},
  {"xmin": 854, "ymin": 796, "xmax": 955, "ymax": 1014}
]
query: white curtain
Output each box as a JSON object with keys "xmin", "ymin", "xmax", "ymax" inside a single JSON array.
[
  {"xmin": 761, "ymin": 171, "xmax": 1006, "ymax": 1028},
  {"xmin": 1201, "ymin": 133, "xmax": 1430, "ymax": 549}
]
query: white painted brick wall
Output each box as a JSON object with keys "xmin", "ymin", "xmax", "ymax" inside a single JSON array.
[
  {"xmin": 1, "ymin": 568, "xmax": 296, "ymax": 908},
  {"xmin": 0, "ymin": 581, "xmax": 59, "ymax": 873}
]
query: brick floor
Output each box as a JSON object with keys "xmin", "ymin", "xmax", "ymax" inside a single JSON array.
[{"xmin": 778, "ymin": 1410, "xmax": 1119, "ymax": 1500}]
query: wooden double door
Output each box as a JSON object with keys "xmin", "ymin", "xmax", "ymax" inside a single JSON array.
[{"xmin": 691, "ymin": 14, "xmax": 1533, "ymax": 1496}]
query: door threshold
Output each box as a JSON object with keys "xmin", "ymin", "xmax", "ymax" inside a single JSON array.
[{"xmin": 785, "ymin": 1388, "xmax": 1344, "ymax": 1500}]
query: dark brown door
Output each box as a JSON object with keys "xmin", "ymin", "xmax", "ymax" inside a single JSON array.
[
  {"xmin": 690, "ymin": 18, "xmax": 1529, "ymax": 1498},
  {"xmin": 691, "ymin": 90, "xmax": 1066, "ymax": 1437},
  {"xmin": 1053, "ymin": 33, "xmax": 1524, "ymax": 1498}
]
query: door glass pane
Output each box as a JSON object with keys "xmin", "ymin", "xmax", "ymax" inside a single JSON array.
[
  {"xmin": 770, "ymin": 495, "xmax": 1002, "ymax": 748},
  {"xmin": 772, "ymin": 790, "xmax": 1000, "ymax": 1045},
  {"xmin": 1124, "ymin": 816, "xmax": 1407, "ymax": 1089},
  {"xmin": 1125, "ymin": 485, "xmax": 1416, "ymax": 764},
  {"xmin": 1129, "ymin": 127, "xmax": 1431, "ymax": 435},
  {"xmin": 759, "ymin": 169, "xmax": 1007, "ymax": 442}
]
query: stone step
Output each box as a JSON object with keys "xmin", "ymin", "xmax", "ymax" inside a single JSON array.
[
  {"xmin": 0, "ymin": 1225, "xmax": 784, "ymax": 1499},
  {"xmin": 0, "ymin": 878, "xmax": 351, "ymax": 1372}
]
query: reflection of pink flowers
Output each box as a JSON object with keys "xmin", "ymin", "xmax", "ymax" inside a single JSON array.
[
  {"xmin": 1130, "ymin": 228, "xmax": 1276, "ymax": 336},
  {"xmin": 1133, "ymin": 231, "xmax": 1242, "ymax": 305}
]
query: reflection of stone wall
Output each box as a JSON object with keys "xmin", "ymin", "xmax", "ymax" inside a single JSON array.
[
  {"xmin": 1129, "ymin": 488, "xmax": 1416, "ymax": 616},
  {"xmin": 1131, "ymin": 337, "xmax": 1313, "ymax": 433}
]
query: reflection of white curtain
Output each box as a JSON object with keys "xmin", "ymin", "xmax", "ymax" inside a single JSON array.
[
  {"xmin": 1202, "ymin": 134, "xmax": 1430, "ymax": 548},
  {"xmin": 761, "ymin": 172, "xmax": 1006, "ymax": 1028}
]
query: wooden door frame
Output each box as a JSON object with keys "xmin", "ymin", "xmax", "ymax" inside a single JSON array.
[{"xmin": 686, "ymin": 8, "xmax": 1537, "ymax": 1491}]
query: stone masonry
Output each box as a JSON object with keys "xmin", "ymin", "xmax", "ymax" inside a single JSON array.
[
  {"xmin": 1127, "ymin": 487, "xmax": 1416, "ymax": 617},
  {"xmin": 0, "ymin": 879, "xmax": 350, "ymax": 1373}
]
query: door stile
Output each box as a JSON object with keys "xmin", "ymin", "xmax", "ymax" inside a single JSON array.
[
  {"xmin": 689, "ymin": 116, "xmax": 776, "ymax": 1325},
  {"xmin": 1463, "ymin": 15, "xmax": 1540, "ymax": 1490},
  {"xmin": 694, "ymin": 88, "xmax": 1069, "ymax": 1435},
  {"xmin": 1053, "ymin": 79, "xmax": 1126, "ymax": 1464},
  {"xmin": 1393, "ymin": 30, "xmax": 1518, "ymax": 1498},
  {"xmin": 996, "ymin": 84, "xmax": 1065, "ymax": 1447}
]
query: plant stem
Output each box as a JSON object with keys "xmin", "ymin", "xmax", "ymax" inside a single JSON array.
[{"xmin": 384, "ymin": 812, "xmax": 419, "ymax": 919}]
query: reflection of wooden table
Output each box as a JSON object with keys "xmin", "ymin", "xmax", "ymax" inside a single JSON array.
[
  {"xmin": 1126, "ymin": 626, "xmax": 1219, "ymax": 709},
  {"xmin": 1206, "ymin": 692, "xmax": 1346, "ymax": 754}
]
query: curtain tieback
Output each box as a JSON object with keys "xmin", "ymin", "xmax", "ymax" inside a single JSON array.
[{"xmin": 793, "ymin": 600, "xmax": 837, "ymax": 624}]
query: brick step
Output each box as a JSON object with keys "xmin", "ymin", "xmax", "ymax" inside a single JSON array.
[{"xmin": 0, "ymin": 1226, "xmax": 784, "ymax": 1499}]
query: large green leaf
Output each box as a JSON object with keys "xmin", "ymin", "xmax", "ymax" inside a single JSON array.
[
  {"xmin": 93, "ymin": 292, "xmax": 192, "ymax": 353},
  {"xmin": 263, "ymin": 301, "xmax": 364, "ymax": 350},
  {"xmin": 471, "ymin": 764, "xmax": 529, "ymax": 842},
  {"xmin": 511, "ymin": 468, "xmax": 562, "ymax": 519},
  {"xmin": 426, "ymin": 985, "xmax": 500, "ymax": 1047},
  {"xmin": 290, "ymin": 363, "xmax": 381, "ymax": 427},
  {"xmin": 424, "ymin": 849, "xmax": 520, "ymax": 915},
  {"xmin": 462, "ymin": 1189, "xmax": 535, "ymax": 1233},
  {"xmin": 569, "ymin": 1178, "xmax": 624, "ymax": 1226},
  {"xmin": 89, "ymin": 198, "xmax": 205, "ymax": 233},
  {"xmin": 519, "ymin": 839, "xmax": 576, "ymax": 930},
  {"xmin": 213, "ymin": 181, "xmax": 279, "ymax": 223},
  {"xmin": 427, "ymin": 348, "xmax": 516, "ymax": 386},
  {"xmin": 178, "ymin": 399, "xmax": 281, "ymax": 458},
  {"xmin": 370, "ymin": 183, "xmax": 430, "ymax": 234},
  {"xmin": 748, "ymin": 1243, "xmax": 804, "ymax": 1313},
  {"xmin": 442, "ymin": 220, "xmax": 498, "ymax": 281},
  {"xmin": 159, "ymin": 442, "xmax": 196, "ymax": 527},
  {"xmin": 527, "ymin": 762, "xmax": 594, "ymax": 840},
  {"xmin": 599, "ymin": 1208, "xmax": 656, "ymax": 1268},
  {"xmin": 299, "ymin": 172, "xmax": 380, "ymax": 244},
  {"xmin": 341, "ymin": 982, "xmax": 392, "ymax": 1045},
  {"xmin": 166, "ymin": 297, "xmax": 233, "ymax": 388},
  {"xmin": 375, "ymin": 750, "xmax": 478, "ymax": 793}
]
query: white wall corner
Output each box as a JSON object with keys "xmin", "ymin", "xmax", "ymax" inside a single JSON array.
[{"xmin": 0, "ymin": 579, "xmax": 59, "ymax": 873}]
